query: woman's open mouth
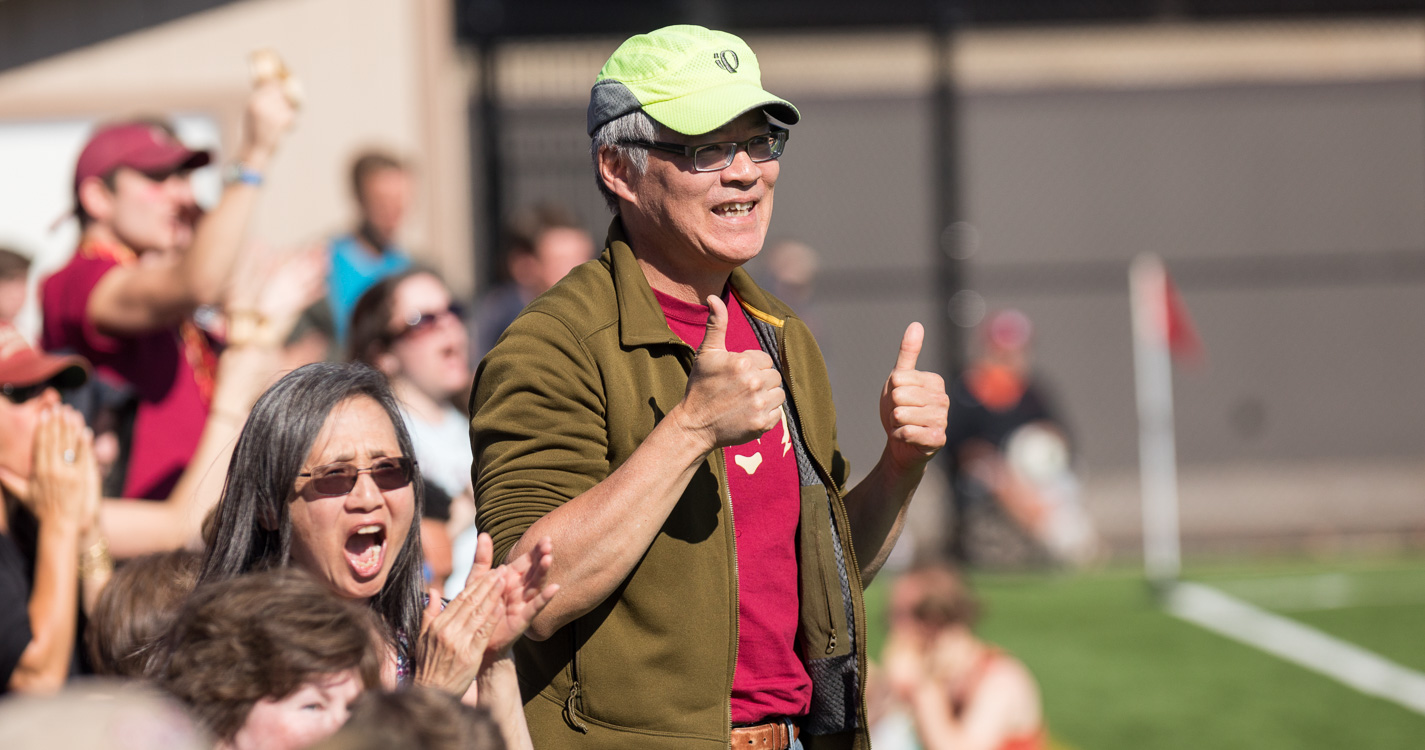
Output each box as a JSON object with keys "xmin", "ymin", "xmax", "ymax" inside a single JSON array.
[{"xmin": 343, "ymin": 524, "xmax": 387, "ymax": 579}]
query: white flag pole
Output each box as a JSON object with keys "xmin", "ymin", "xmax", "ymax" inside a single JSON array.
[{"xmin": 1130, "ymin": 254, "xmax": 1182, "ymax": 586}]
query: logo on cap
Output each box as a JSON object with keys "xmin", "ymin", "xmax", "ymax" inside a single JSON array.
[{"xmin": 714, "ymin": 50, "xmax": 740, "ymax": 73}]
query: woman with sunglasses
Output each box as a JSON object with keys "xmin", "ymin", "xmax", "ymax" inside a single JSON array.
[
  {"xmin": 198, "ymin": 362, "xmax": 555, "ymax": 749},
  {"xmin": 349, "ymin": 268, "xmax": 474, "ymax": 593}
]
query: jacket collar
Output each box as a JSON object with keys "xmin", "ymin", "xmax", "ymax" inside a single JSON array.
[{"xmin": 604, "ymin": 217, "xmax": 786, "ymax": 350}]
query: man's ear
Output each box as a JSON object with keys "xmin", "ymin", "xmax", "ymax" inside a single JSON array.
[
  {"xmin": 77, "ymin": 175, "xmax": 115, "ymax": 224},
  {"xmin": 597, "ymin": 146, "xmax": 639, "ymax": 208}
]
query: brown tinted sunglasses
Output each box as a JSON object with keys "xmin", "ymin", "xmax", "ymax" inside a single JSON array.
[{"xmin": 298, "ymin": 456, "xmax": 417, "ymax": 497}]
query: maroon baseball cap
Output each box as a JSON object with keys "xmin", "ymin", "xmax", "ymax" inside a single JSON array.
[
  {"xmin": 0, "ymin": 327, "xmax": 90, "ymax": 392},
  {"xmin": 74, "ymin": 121, "xmax": 211, "ymax": 188}
]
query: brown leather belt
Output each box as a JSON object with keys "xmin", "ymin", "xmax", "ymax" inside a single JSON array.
[{"xmin": 730, "ymin": 721, "xmax": 799, "ymax": 749}]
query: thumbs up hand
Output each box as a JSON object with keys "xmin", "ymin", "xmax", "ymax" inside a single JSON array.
[
  {"xmin": 673, "ymin": 295, "xmax": 785, "ymax": 453},
  {"xmin": 879, "ymin": 322, "xmax": 949, "ymax": 472}
]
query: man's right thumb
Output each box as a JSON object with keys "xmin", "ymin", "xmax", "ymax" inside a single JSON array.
[{"xmin": 700, "ymin": 295, "xmax": 729, "ymax": 353}]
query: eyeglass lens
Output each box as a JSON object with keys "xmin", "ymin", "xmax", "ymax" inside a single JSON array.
[
  {"xmin": 404, "ymin": 302, "xmax": 465, "ymax": 334},
  {"xmin": 694, "ymin": 132, "xmax": 785, "ymax": 172},
  {"xmin": 1, "ymin": 383, "xmax": 47, "ymax": 405},
  {"xmin": 308, "ymin": 457, "xmax": 414, "ymax": 496}
]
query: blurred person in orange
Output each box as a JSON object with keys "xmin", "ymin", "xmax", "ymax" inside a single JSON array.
[
  {"xmin": 40, "ymin": 82, "xmax": 297, "ymax": 500},
  {"xmin": 946, "ymin": 309, "xmax": 1097, "ymax": 567},
  {"xmin": 871, "ymin": 561, "xmax": 1044, "ymax": 750},
  {"xmin": 0, "ymin": 248, "xmax": 31, "ymax": 328},
  {"xmin": 328, "ymin": 150, "xmax": 414, "ymax": 346},
  {"xmin": 0, "ymin": 329, "xmax": 110, "ymax": 694},
  {"xmin": 349, "ymin": 268, "xmax": 477, "ymax": 592},
  {"xmin": 472, "ymin": 203, "xmax": 593, "ymax": 361}
]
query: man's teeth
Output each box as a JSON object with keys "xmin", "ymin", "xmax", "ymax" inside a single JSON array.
[{"xmin": 714, "ymin": 202, "xmax": 753, "ymax": 217}]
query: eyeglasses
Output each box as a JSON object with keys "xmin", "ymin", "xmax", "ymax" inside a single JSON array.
[
  {"xmin": 298, "ymin": 456, "xmax": 417, "ymax": 497},
  {"xmin": 1, "ymin": 382, "xmax": 49, "ymax": 405},
  {"xmin": 390, "ymin": 302, "xmax": 464, "ymax": 341},
  {"xmin": 632, "ymin": 128, "xmax": 789, "ymax": 173}
]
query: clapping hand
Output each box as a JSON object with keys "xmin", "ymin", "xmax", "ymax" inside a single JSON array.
[
  {"xmin": 470, "ymin": 532, "xmax": 558, "ymax": 654},
  {"xmin": 412, "ymin": 533, "xmax": 557, "ymax": 697},
  {"xmin": 28, "ymin": 406, "xmax": 100, "ymax": 535},
  {"xmin": 413, "ymin": 567, "xmax": 503, "ymax": 695}
]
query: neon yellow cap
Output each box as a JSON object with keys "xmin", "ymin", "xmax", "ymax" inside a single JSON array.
[{"xmin": 587, "ymin": 25, "xmax": 800, "ymax": 136}]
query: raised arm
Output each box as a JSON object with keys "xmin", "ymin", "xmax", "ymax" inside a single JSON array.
[
  {"xmin": 99, "ymin": 245, "xmax": 326, "ymax": 557},
  {"xmin": 84, "ymin": 82, "xmax": 296, "ymax": 336},
  {"xmin": 479, "ymin": 296, "xmax": 784, "ymax": 640},
  {"xmin": 842, "ymin": 322, "xmax": 949, "ymax": 583}
]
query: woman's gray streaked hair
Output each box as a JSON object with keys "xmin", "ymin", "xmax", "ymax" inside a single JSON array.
[{"xmin": 590, "ymin": 110, "xmax": 656, "ymax": 214}]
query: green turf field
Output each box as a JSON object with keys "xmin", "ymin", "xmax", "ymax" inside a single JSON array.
[{"xmin": 863, "ymin": 558, "xmax": 1425, "ymax": 749}]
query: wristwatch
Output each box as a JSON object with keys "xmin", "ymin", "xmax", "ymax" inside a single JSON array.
[{"xmin": 223, "ymin": 163, "xmax": 264, "ymax": 187}]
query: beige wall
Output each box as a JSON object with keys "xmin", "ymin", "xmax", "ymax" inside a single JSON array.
[{"xmin": 0, "ymin": 0, "xmax": 475, "ymax": 295}]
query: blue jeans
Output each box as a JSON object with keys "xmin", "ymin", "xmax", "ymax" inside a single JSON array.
[{"xmin": 786, "ymin": 718, "xmax": 804, "ymax": 750}]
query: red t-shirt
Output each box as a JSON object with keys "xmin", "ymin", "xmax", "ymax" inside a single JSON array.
[
  {"xmin": 656, "ymin": 287, "xmax": 812, "ymax": 723},
  {"xmin": 40, "ymin": 252, "xmax": 210, "ymax": 500}
]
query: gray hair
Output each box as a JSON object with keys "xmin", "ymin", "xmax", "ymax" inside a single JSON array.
[{"xmin": 590, "ymin": 110, "xmax": 657, "ymax": 214}]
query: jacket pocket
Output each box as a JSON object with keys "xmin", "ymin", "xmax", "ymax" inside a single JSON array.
[{"xmin": 798, "ymin": 484, "xmax": 849, "ymax": 658}]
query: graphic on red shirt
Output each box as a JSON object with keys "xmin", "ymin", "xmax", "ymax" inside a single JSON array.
[{"xmin": 655, "ymin": 286, "xmax": 812, "ymax": 723}]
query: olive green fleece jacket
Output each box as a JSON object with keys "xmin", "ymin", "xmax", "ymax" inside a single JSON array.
[{"xmin": 471, "ymin": 220, "xmax": 870, "ymax": 750}]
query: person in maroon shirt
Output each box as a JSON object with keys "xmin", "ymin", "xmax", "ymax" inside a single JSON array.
[
  {"xmin": 41, "ymin": 82, "xmax": 295, "ymax": 499},
  {"xmin": 477, "ymin": 25, "xmax": 951, "ymax": 749}
]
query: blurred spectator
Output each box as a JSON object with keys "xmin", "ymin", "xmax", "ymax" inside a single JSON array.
[
  {"xmin": 0, "ymin": 248, "xmax": 30, "ymax": 328},
  {"xmin": 0, "ymin": 679, "xmax": 209, "ymax": 750},
  {"xmin": 870, "ymin": 561, "xmax": 1044, "ymax": 750},
  {"xmin": 159, "ymin": 568, "xmax": 381, "ymax": 750},
  {"xmin": 758, "ymin": 238, "xmax": 822, "ymax": 334},
  {"xmin": 946, "ymin": 310, "xmax": 1098, "ymax": 567},
  {"xmin": 349, "ymin": 268, "xmax": 474, "ymax": 592},
  {"xmin": 95, "ymin": 242, "xmax": 327, "ymax": 558},
  {"xmin": 195, "ymin": 362, "xmax": 555, "ymax": 737},
  {"xmin": 40, "ymin": 83, "xmax": 296, "ymax": 499},
  {"xmin": 282, "ymin": 302, "xmax": 338, "ymax": 371},
  {"xmin": 312, "ymin": 686, "xmax": 506, "ymax": 750},
  {"xmin": 0, "ymin": 331, "xmax": 109, "ymax": 693},
  {"xmin": 328, "ymin": 150, "xmax": 414, "ymax": 346},
  {"xmin": 473, "ymin": 203, "xmax": 593, "ymax": 360},
  {"xmin": 85, "ymin": 548, "xmax": 200, "ymax": 678}
]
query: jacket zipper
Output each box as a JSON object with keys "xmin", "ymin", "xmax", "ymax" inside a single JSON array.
[
  {"xmin": 779, "ymin": 327, "xmax": 870, "ymax": 736},
  {"xmin": 717, "ymin": 447, "xmax": 739, "ymax": 739},
  {"xmin": 564, "ymin": 620, "xmax": 588, "ymax": 732},
  {"xmin": 680, "ymin": 342, "xmax": 740, "ymax": 741},
  {"xmin": 778, "ymin": 332, "xmax": 838, "ymax": 655}
]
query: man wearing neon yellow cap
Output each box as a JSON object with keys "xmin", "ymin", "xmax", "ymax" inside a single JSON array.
[{"xmin": 473, "ymin": 25, "xmax": 948, "ymax": 750}]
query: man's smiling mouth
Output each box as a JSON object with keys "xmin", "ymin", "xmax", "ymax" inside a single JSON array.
[{"xmin": 712, "ymin": 201, "xmax": 755, "ymax": 218}]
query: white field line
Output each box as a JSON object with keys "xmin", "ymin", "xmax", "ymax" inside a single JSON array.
[
  {"xmin": 1210, "ymin": 572, "xmax": 1425, "ymax": 612},
  {"xmin": 1167, "ymin": 582, "xmax": 1425, "ymax": 715}
]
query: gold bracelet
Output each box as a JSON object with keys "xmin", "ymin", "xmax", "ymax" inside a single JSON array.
[{"xmin": 79, "ymin": 535, "xmax": 114, "ymax": 579}]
